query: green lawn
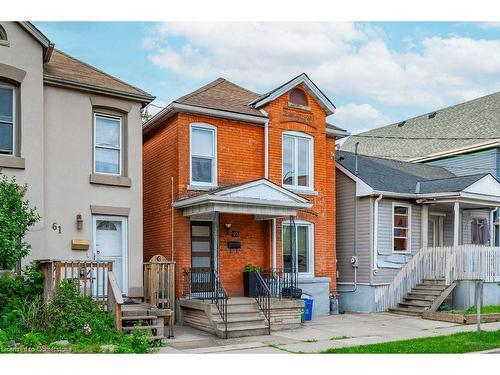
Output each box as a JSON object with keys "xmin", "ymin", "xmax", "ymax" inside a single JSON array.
[
  {"xmin": 447, "ymin": 305, "xmax": 500, "ymax": 315},
  {"xmin": 322, "ymin": 330, "xmax": 500, "ymax": 354}
]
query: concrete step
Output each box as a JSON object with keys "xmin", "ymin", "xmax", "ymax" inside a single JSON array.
[
  {"xmin": 217, "ymin": 324, "xmax": 270, "ymax": 339},
  {"xmin": 214, "ymin": 317, "xmax": 267, "ymax": 329}
]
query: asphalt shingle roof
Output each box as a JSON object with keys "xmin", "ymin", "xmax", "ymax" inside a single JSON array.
[
  {"xmin": 174, "ymin": 78, "xmax": 265, "ymax": 117},
  {"xmin": 44, "ymin": 49, "xmax": 154, "ymax": 101},
  {"xmin": 341, "ymin": 92, "xmax": 500, "ymax": 160},
  {"xmin": 336, "ymin": 151, "xmax": 483, "ymax": 195}
]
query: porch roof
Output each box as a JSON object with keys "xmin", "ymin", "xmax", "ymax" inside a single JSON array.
[{"xmin": 173, "ymin": 179, "xmax": 312, "ymax": 218}]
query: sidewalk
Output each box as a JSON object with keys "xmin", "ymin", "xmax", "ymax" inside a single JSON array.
[{"xmin": 159, "ymin": 312, "xmax": 500, "ymax": 354}]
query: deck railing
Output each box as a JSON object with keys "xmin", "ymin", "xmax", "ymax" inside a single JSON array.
[
  {"xmin": 37, "ymin": 260, "xmax": 113, "ymax": 305},
  {"xmin": 375, "ymin": 245, "xmax": 500, "ymax": 312},
  {"xmin": 107, "ymin": 271, "xmax": 124, "ymax": 330},
  {"xmin": 260, "ymin": 268, "xmax": 300, "ymax": 299},
  {"xmin": 143, "ymin": 255, "xmax": 176, "ymax": 311}
]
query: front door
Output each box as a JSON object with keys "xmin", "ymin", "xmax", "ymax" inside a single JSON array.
[
  {"xmin": 94, "ymin": 216, "xmax": 128, "ymax": 295},
  {"xmin": 190, "ymin": 221, "xmax": 214, "ymax": 293},
  {"xmin": 429, "ymin": 215, "xmax": 444, "ymax": 247}
]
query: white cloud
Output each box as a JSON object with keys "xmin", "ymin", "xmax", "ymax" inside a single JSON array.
[
  {"xmin": 144, "ymin": 22, "xmax": 500, "ymax": 128},
  {"xmin": 333, "ymin": 103, "xmax": 391, "ymax": 134}
]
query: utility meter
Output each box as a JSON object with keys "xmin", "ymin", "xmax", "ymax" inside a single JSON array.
[{"xmin": 350, "ymin": 256, "xmax": 359, "ymax": 268}]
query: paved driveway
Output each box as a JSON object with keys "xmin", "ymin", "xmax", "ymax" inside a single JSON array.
[{"xmin": 159, "ymin": 312, "xmax": 500, "ymax": 354}]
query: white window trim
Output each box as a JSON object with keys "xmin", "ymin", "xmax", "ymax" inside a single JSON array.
[
  {"xmin": 92, "ymin": 215, "xmax": 128, "ymax": 295},
  {"xmin": 0, "ymin": 82, "xmax": 15, "ymax": 155},
  {"xmin": 392, "ymin": 202, "xmax": 412, "ymax": 254},
  {"xmin": 282, "ymin": 220, "xmax": 314, "ymax": 278},
  {"xmin": 189, "ymin": 122, "xmax": 218, "ymax": 188},
  {"xmin": 282, "ymin": 131, "xmax": 314, "ymax": 191},
  {"xmin": 93, "ymin": 112, "xmax": 123, "ymax": 176}
]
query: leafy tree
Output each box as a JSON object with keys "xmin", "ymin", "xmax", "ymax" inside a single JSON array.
[{"xmin": 0, "ymin": 172, "xmax": 40, "ymax": 270}]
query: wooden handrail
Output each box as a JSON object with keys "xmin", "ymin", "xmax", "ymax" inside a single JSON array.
[
  {"xmin": 143, "ymin": 255, "xmax": 175, "ymax": 314},
  {"xmin": 107, "ymin": 271, "xmax": 123, "ymax": 330}
]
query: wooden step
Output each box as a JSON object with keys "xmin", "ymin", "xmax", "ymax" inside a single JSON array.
[
  {"xmin": 409, "ymin": 289, "xmax": 442, "ymax": 296},
  {"xmin": 413, "ymin": 285, "xmax": 447, "ymax": 291},
  {"xmin": 406, "ymin": 294, "xmax": 436, "ymax": 301},
  {"xmin": 122, "ymin": 324, "xmax": 163, "ymax": 331},
  {"xmin": 121, "ymin": 315, "xmax": 157, "ymax": 321},
  {"xmin": 389, "ymin": 307, "xmax": 425, "ymax": 317},
  {"xmin": 400, "ymin": 300, "xmax": 432, "ymax": 308}
]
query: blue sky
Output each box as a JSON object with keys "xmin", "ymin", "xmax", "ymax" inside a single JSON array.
[{"xmin": 35, "ymin": 22, "xmax": 500, "ymax": 134}]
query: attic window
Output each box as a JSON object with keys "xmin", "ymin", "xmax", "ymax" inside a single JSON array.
[{"xmin": 289, "ymin": 88, "xmax": 308, "ymax": 107}]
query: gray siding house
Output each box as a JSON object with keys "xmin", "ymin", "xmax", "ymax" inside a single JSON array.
[
  {"xmin": 336, "ymin": 151, "xmax": 500, "ymax": 312},
  {"xmin": 341, "ymin": 92, "xmax": 500, "ymax": 246}
]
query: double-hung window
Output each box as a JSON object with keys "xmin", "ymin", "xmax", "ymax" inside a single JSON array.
[
  {"xmin": 282, "ymin": 132, "xmax": 313, "ymax": 190},
  {"xmin": 393, "ymin": 203, "xmax": 411, "ymax": 252},
  {"xmin": 190, "ymin": 123, "xmax": 217, "ymax": 186},
  {"xmin": 0, "ymin": 83, "xmax": 15, "ymax": 155},
  {"xmin": 282, "ymin": 221, "xmax": 314, "ymax": 276},
  {"xmin": 94, "ymin": 113, "xmax": 122, "ymax": 175}
]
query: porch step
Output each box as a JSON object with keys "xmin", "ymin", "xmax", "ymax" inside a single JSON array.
[
  {"xmin": 222, "ymin": 324, "xmax": 270, "ymax": 339},
  {"xmin": 121, "ymin": 315, "xmax": 157, "ymax": 321},
  {"xmin": 389, "ymin": 279, "xmax": 457, "ymax": 317},
  {"xmin": 122, "ymin": 324, "xmax": 163, "ymax": 331}
]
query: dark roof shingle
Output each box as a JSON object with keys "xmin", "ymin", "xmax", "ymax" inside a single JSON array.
[{"xmin": 174, "ymin": 78, "xmax": 264, "ymax": 117}]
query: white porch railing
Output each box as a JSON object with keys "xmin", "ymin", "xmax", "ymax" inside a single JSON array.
[{"xmin": 374, "ymin": 245, "xmax": 500, "ymax": 312}]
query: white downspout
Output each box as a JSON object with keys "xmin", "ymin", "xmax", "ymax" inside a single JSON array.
[
  {"xmin": 490, "ymin": 208, "xmax": 498, "ymax": 246},
  {"xmin": 260, "ymin": 109, "xmax": 269, "ymax": 179},
  {"xmin": 373, "ymin": 194, "xmax": 383, "ymax": 271}
]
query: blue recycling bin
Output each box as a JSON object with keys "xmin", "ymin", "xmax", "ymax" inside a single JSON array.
[{"xmin": 302, "ymin": 298, "xmax": 313, "ymax": 321}]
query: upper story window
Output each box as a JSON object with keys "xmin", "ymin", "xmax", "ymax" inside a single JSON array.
[
  {"xmin": 289, "ymin": 88, "xmax": 308, "ymax": 107},
  {"xmin": 94, "ymin": 113, "xmax": 122, "ymax": 175},
  {"xmin": 393, "ymin": 203, "xmax": 411, "ymax": 252},
  {"xmin": 190, "ymin": 123, "xmax": 217, "ymax": 186},
  {"xmin": 283, "ymin": 220, "xmax": 314, "ymax": 277},
  {"xmin": 282, "ymin": 132, "xmax": 313, "ymax": 190},
  {"xmin": 0, "ymin": 83, "xmax": 15, "ymax": 155}
]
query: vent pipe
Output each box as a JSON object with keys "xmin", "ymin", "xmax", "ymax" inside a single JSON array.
[{"xmin": 354, "ymin": 142, "xmax": 360, "ymax": 175}]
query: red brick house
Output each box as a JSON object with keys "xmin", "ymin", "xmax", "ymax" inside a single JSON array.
[{"xmin": 143, "ymin": 74, "xmax": 347, "ymax": 335}]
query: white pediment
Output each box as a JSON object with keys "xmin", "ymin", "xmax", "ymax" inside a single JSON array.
[
  {"xmin": 214, "ymin": 179, "xmax": 308, "ymax": 204},
  {"xmin": 463, "ymin": 175, "xmax": 500, "ymax": 197}
]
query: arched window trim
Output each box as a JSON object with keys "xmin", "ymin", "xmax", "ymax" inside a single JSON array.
[{"xmin": 289, "ymin": 88, "xmax": 309, "ymax": 109}]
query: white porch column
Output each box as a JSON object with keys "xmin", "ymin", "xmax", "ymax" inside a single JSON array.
[
  {"xmin": 453, "ymin": 201, "xmax": 460, "ymax": 246},
  {"xmin": 421, "ymin": 205, "xmax": 429, "ymax": 249},
  {"xmin": 272, "ymin": 218, "xmax": 277, "ymax": 269}
]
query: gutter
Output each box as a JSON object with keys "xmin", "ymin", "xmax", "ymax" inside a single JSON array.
[{"xmin": 43, "ymin": 74, "xmax": 155, "ymax": 104}]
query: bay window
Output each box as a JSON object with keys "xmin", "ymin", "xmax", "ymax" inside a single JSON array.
[
  {"xmin": 0, "ymin": 83, "xmax": 15, "ymax": 155},
  {"xmin": 282, "ymin": 221, "xmax": 314, "ymax": 276},
  {"xmin": 393, "ymin": 203, "xmax": 411, "ymax": 252},
  {"xmin": 94, "ymin": 113, "xmax": 122, "ymax": 175},
  {"xmin": 282, "ymin": 132, "xmax": 313, "ymax": 190},
  {"xmin": 190, "ymin": 123, "xmax": 217, "ymax": 186}
]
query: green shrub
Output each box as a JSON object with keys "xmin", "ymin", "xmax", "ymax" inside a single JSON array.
[
  {"xmin": 21, "ymin": 332, "xmax": 44, "ymax": 349},
  {"xmin": 0, "ymin": 173, "xmax": 40, "ymax": 270},
  {"xmin": 114, "ymin": 327, "xmax": 152, "ymax": 354}
]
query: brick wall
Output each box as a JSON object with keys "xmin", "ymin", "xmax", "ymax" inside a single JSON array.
[{"xmin": 143, "ymin": 83, "xmax": 337, "ymax": 297}]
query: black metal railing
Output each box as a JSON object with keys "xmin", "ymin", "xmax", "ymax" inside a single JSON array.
[
  {"xmin": 260, "ymin": 268, "xmax": 300, "ymax": 299},
  {"xmin": 255, "ymin": 271, "xmax": 271, "ymax": 334},
  {"xmin": 182, "ymin": 267, "xmax": 228, "ymax": 338}
]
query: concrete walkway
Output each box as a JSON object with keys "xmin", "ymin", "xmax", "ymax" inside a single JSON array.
[{"xmin": 159, "ymin": 312, "xmax": 500, "ymax": 354}]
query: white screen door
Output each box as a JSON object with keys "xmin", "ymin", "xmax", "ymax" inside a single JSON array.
[{"xmin": 93, "ymin": 215, "xmax": 128, "ymax": 295}]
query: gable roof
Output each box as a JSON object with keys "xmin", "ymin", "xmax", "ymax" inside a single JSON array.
[
  {"xmin": 43, "ymin": 49, "xmax": 154, "ymax": 103},
  {"xmin": 174, "ymin": 78, "xmax": 263, "ymax": 117},
  {"xmin": 341, "ymin": 91, "xmax": 500, "ymax": 161},
  {"xmin": 16, "ymin": 22, "xmax": 54, "ymax": 62},
  {"xmin": 249, "ymin": 73, "xmax": 336, "ymax": 115},
  {"xmin": 417, "ymin": 174, "xmax": 488, "ymax": 194},
  {"xmin": 337, "ymin": 151, "xmax": 455, "ymax": 194}
]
